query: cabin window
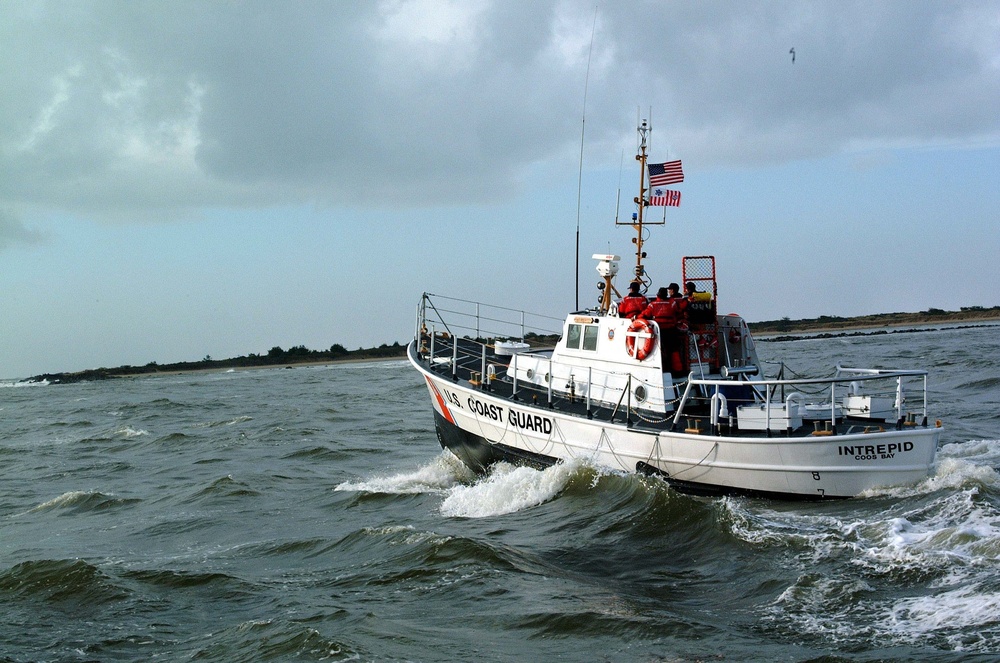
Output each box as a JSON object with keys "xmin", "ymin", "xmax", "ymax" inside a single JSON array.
[
  {"xmin": 566, "ymin": 323, "xmax": 599, "ymax": 352},
  {"xmin": 566, "ymin": 324, "xmax": 583, "ymax": 349}
]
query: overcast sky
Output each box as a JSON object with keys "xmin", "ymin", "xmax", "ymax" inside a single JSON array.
[{"xmin": 2, "ymin": 0, "xmax": 998, "ymax": 378}]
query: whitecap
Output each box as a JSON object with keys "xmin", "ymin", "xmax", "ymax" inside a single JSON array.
[
  {"xmin": 860, "ymin": 439, "xmax": 1000, "ymax": 499},
  {"xmin": 32, "ymin": 490, "xmax": 96, "ymax": 511},
  {"xmin": 439, "ymin": 460, "xmax": 581, "ymax": 518},
  {"xmin": 16, "ymin": 490, "xmax": 123, "ymax": 515},
  {"xmin": 886, "ymin": 584, "xmax": 1000, "ymax": 651},
  {"xmin": 0, "ymin": 379, "xmax": 48, "ymax": 388},
  {"xmin": 939, "ymin": 438, "xmax": 1000, "ymax": 463},
  {"xmin": 334, "ymin": 450, "xmax": 473, "ymax": 494}
]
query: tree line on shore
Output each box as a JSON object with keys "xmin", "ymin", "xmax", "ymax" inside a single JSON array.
[
  {"xmin": 749, "ymin": 305, "xmax": 1000, "ymax": 333},
  {"xmin": 23, "ymin": 305, "xmax": 998, "ymax": 384},
  {"xmin": 24, "ymin": 342, "xmax": 407, "ymax": 384}
]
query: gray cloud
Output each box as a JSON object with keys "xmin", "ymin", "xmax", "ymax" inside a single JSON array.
[
  {"xmin": 1, "ymin": 0, "xmax": 996, "ymax": 219},
  {"xmin": 0, "ymin": 209, "xmax": 46, "ymax": 251}
]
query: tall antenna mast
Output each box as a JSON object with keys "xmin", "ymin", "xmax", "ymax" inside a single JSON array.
[
  {"xmin": 632, "ymin": 119, "xmax": 650, "ymax": 284},
  {"xmin": 574, "ymin": 7, "xmax": 598, "ymax": 311},
  {"xmin": 614, "ymin": 115, "xmax": 666, "ymax": 289}
]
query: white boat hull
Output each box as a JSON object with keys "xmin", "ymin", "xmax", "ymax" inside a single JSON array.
[{"xmin": 412, "ymin": 347, "xmax": 940, "ymax": 499}]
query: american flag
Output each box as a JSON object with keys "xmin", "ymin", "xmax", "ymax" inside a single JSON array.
[
  {"xmin": 648, "ymin": 188, "xmax": 681, "ymax": 207},
  {"xmin": 648, "ymin": 160, "xmax": 684, "ymax": 186}
]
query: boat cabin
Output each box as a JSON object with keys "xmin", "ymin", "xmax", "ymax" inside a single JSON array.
[{"xmin": 505, "ymin": 254, "xmax": 762, "ymax": 418}]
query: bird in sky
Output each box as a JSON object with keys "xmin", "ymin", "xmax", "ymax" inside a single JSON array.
[{"xmin": 789, "ymin": 47, "xmax": 796, "ymax": 63}]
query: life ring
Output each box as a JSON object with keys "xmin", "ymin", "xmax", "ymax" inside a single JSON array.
[
  {"xmin": 626, "ymin": 319, "xmax": 656, "ymax": 361},
  {"xmin": 728, "ymin": 328, "xmax": 742, "ymax": 344}
]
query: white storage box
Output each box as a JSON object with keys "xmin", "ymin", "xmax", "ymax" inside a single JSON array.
[
  {"xmin": 843, "ymin": 395, "xmax": 896, "ymax": 420},
  {"xmin": 796, "ymin": 403, "xmax": 843, "ymax": 421},
  {"xmin": 737, "ymin": 404, "xmax": 803, "ymax": 432}
]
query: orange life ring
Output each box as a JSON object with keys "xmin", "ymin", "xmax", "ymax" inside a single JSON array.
[{"xmin": 626, "ymin": 319, "xmax": 657, "ymax": 361}]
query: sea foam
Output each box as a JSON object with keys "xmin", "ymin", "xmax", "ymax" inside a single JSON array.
[
  {"xmin": 335, "ymin": 452, "xmax": 583, "ymax": 518},
  {"xmin": 334, "ymin": 451, "xmax": 473, "ymax": 494},
  {"xmin": 439, "ymin": 460, "xmax": 581, "ymax": 518}
]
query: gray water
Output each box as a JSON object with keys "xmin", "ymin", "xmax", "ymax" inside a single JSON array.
[{"xmin": 2, "ymin": 324, "xmax": 999, "ymax": 662}]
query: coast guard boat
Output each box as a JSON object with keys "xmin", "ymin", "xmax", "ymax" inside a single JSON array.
[{"xmin": 408, "ymin": 121, "xmax": 941, "ymax": 499}]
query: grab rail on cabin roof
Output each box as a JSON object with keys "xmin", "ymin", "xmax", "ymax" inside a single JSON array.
[{"xmin": 416, "ymin": 292, "xmax": 564, "ymax": 344}]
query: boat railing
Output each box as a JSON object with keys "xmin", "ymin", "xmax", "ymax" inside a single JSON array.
[
  {"xmin": 418, "ymin": 326, "xmax": 933, "ymax": 433},
  {"xmin": 418, "ymin": 324, "xmax": 676, "ymax": 423},
  {"xmin": 414, "ymin": 294, "xmax": 934, "ymax": 435},
  {"xmin": 673, "ymin": 368, "xmax": 932, "ymax": 434},
  {"xmin": 415, "ymin": 292, "xmax": 563, "ymax": 344}
]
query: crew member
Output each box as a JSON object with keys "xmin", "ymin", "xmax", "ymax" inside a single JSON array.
[
  {"xmin": 617, "ymin": 281, "xmax": 648, "ymax": 319},
  {"xmin": 640, "ymin": 283, "xmax": 689, "ymax": 376}
]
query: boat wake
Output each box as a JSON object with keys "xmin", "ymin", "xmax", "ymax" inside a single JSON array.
[
  {"xmin": 721, "ymin": 441, "xmax": 1000, "ymax": 653},
  {"xmin": 861, "ymin": 438, "xmax": 1000, "ymax": 499}
]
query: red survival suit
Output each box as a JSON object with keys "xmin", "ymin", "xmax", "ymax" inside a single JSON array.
[
  {"xmin": 639, "ymin": 295, "xmax": 689, "ymax": 375},
  {"xmin": 618, "ymin": 293, "xmax": 649, "ymax": 319}
]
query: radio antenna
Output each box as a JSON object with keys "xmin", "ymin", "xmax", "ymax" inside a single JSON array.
[{"xmin": 575, "ymin": 7, "xmax": 597, "ymax": 311}]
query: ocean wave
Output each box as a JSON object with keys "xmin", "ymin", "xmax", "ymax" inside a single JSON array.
[
  {"xmin": 767, "ymin": 571, "xmax": 1000, "ymax": 653},
  {"xmin": 440, "ymin": 461, "xmax": 584, "ymax": 518},
  {"xmin": 508, "ymin": 607, "xmax": 685, "ymax": 642},
  {"xmin": 196, "ymin": 415, "xmax": 254, "ymax": 428},
  {"xmin": 741, "ymin": 470, "xmax": 1000, "ymax": 653},
  {"xmin": 336, "ymin": 455, "xmax": 614, "ymax": 519},
  {"xmin": 0, "ymin": 559, "xmax": 128, "ymax": 607},
  {"xmin": 954, "ymin": 377, "xmax": 1000, "ymax": 391},
  {"xmin": 334, "ymin": 451, "xmax": 473, "ymax": 495},
  {"xmin": 337, "ymin": 453, "xmax": 691, "ymax": 523},
  {"xmin": 18, "ymin": 490, "xmax": 141, "ymax": 516},
  {"xmin": 886, "ymin": 584, "xmax": 1000, "ymax": 651},
  {"xmin": 80, "ymin": 426, "xmax": 151, "ymax": 444},
  {"xmin": 123, "ymin": 568, "xmax": 256, "ymax": 600},
  {"xmin": 316, "ymin": 523, "xmax": 552, "ymax": 604},
  {"xmin": 184, "ymin": 475, "xmax": 261, "ymax": 502},
  {"xmin": 282, "ymin": 445, "xmax": 352, "ymax": 462},
  {"xmin": 0, "ymin": 379, "xmax": 48, "ymax": 388},
  {"xmin": 727, "ymin": 482, "xmax": 1000, "ymax": 575},
  {"xmin": 320, "ymin": 524, "xmax": 449, "ymax": 564},
  {"xmin": 939, "ymin": 438, "xmax": 1000, "ymax": 463},
  {"xmin": 233, "ymin": 537, "xmax": 332, "ymax": 558},
  {"xmin": 848, "ymin": 489, "xmax": 1000, "ymax": 578},
  {"xmin": 186, "ymin": 618, "xmax": 361, "ymax": 661},
  {"xmin": 855, "ymin": 439, "xmax": 1000, "ymax": 500}
]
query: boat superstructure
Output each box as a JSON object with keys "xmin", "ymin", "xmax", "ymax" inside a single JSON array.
[{"xmin": 407, "ymin": 121, "xmax": 941, "ymax": 499}]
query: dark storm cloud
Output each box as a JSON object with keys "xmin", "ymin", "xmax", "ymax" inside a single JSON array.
[{"xmin": 0, "ymin": 0, "xmax": 996, "ymax": 221}]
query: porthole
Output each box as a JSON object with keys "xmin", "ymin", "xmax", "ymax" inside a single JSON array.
[{"xmin": 634, "ymin": 385, "xmax": 647, "ymax": 403}]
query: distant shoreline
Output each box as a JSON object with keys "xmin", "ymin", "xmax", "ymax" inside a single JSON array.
[
  {"xmin": 122, "ymin": 354, "xmax": 408, "ymax": 378},
  {"xmin": 20, "ymin": 307, "xmax": 1000, "ymax": 385},
  {"xmin": 747, "ymin": 308, "xmax": 1000, "ymax": 334},
  {"xmin": 755, "ymin": 320, "xmax": 1000, "ymax": 343},
  {"xmin": 22, "ymin": 348, "xmax": 409, "ymax": 385}
]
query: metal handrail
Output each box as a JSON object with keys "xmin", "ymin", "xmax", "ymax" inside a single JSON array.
[
  {"xmin": 418, "ymin": 292, "xmax": 563, "ymax": 342},
  {"xmin": 421, "ymin": 333, "xmax": 672, "ymax": 416}
]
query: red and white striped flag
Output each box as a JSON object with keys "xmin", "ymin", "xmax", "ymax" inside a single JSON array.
[{"xmin": 648, "ymin": 188, "xmax": 681, "ymax": 207}]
